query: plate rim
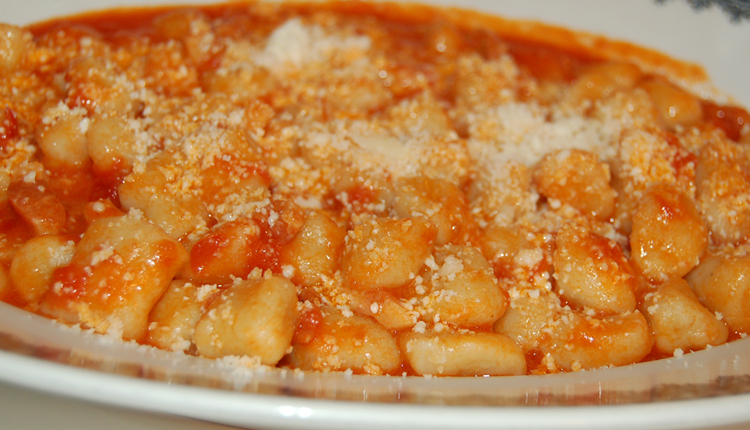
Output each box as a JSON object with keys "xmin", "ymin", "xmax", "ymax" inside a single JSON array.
[{"xmin": 3, "ymin": 348, "xmax": 750, "ymax": 430}]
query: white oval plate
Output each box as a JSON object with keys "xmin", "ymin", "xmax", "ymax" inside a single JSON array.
[{"xmin": 1, "ymin": 1, "xmax": 750, "ymax": 429}]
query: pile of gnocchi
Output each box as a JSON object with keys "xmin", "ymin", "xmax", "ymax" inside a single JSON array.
[{"xmin": 0, "ymin": 1, "xmax": 749, "ymax": 376}]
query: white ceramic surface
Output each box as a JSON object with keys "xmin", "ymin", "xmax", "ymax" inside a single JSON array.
[{"xmin": 1, "ymin": 1, "xmax": 750, "ymax": 429}]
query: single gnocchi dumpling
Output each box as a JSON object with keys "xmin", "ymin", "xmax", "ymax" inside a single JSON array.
[
  {"xmin": 385, "ymin": 176, "xmax": 477, "ymax": 245},
  {"xmin": 533, "ymin": 149, "xmax": 616, "ymax": 221},
  {"xmin": 286, "ymin": 306, "xmax": 401, "ymax": 375},
  {"xmin": 118, "ymin": 153, "xmax": 210, "ymax": 240},
  {"xmin": 36, "ymin": 106, "xmax": 90, "ymax": 169},
  {"xmin": 341, "ymin": 286, "xmax": 418, "ymax": 331},
  {"xmin": 686, "ymin": 251, "xmax": 750, "ymax": 334},
  {"xmin": 542, "ymin": 310, "xmax": 653, "ymax": 371},
  {"xmin": 418, "ymin": 245, "xmax": 507, "ymax": 327},
  {"xmin": 279, "ymin": 210, "xmax": 346, "ymax": 287},
  {"xmin": 10, "ymin": 235, "xmax": 75, "ymax": 305},
  {"xmin": 639, "ymin": 77, "xmax": 703, "ymax": 129},
  {"xmin": 566, "ymin": 62, "xmax": 642, "ymax": 105},
  {"xmin": 341, "ymin": 215, "xmax": 436, "ymax": 290},
  {"xmin": 0, "ymin": 24, "xmax": 30, "ymax": 72},
  {"xmin": 86, "ymin": 113, "xmax": 141, "ymax": 176},
  {"xmin": 630, "ymin": 183, "xmax": 707, "ymax": 282},
  {"xmin": 638, "ymin": 278, "xmax": 728, "ymax": 355},
  {"xmin": 493, "ymin": 288, "xmax": 560, "ymax": 353},
  {"xmin": 553, "ymin": 222, "xmax": 637, "ymax": 315},
  {"xmin": 193, "ymin": 275, "xmax": 298, "ymax": 365},
  {"xmin": 180, "ymin": 217, "xmax": 274, "ymax": 284},
  {"xmin": 399, "ymin": 331, "xmax": 526, "ymax": 376},
  {"xmin": 695, "ymin": 140, "xmax": 750, "ymax": 244},
  {"xmin": 39, "ymin": 214, "xmax": 189, "ymax": 340},
  {"xmin": 147, "ymin": 279, "xmax": 217, "ymax": 352}
]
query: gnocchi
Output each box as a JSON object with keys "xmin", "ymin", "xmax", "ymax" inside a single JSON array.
[
  {"xmin": 193, "ymin": 276, "xmax": 298, "ymax": 364},
  {"xmin": 1, "ymin": 1, "xmax": 747, "ymax": 378}
]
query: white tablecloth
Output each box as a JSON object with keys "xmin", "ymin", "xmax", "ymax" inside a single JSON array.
[{"xmin": 0, "ymin": 381, "xmax": 243, "ymax": 430}]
